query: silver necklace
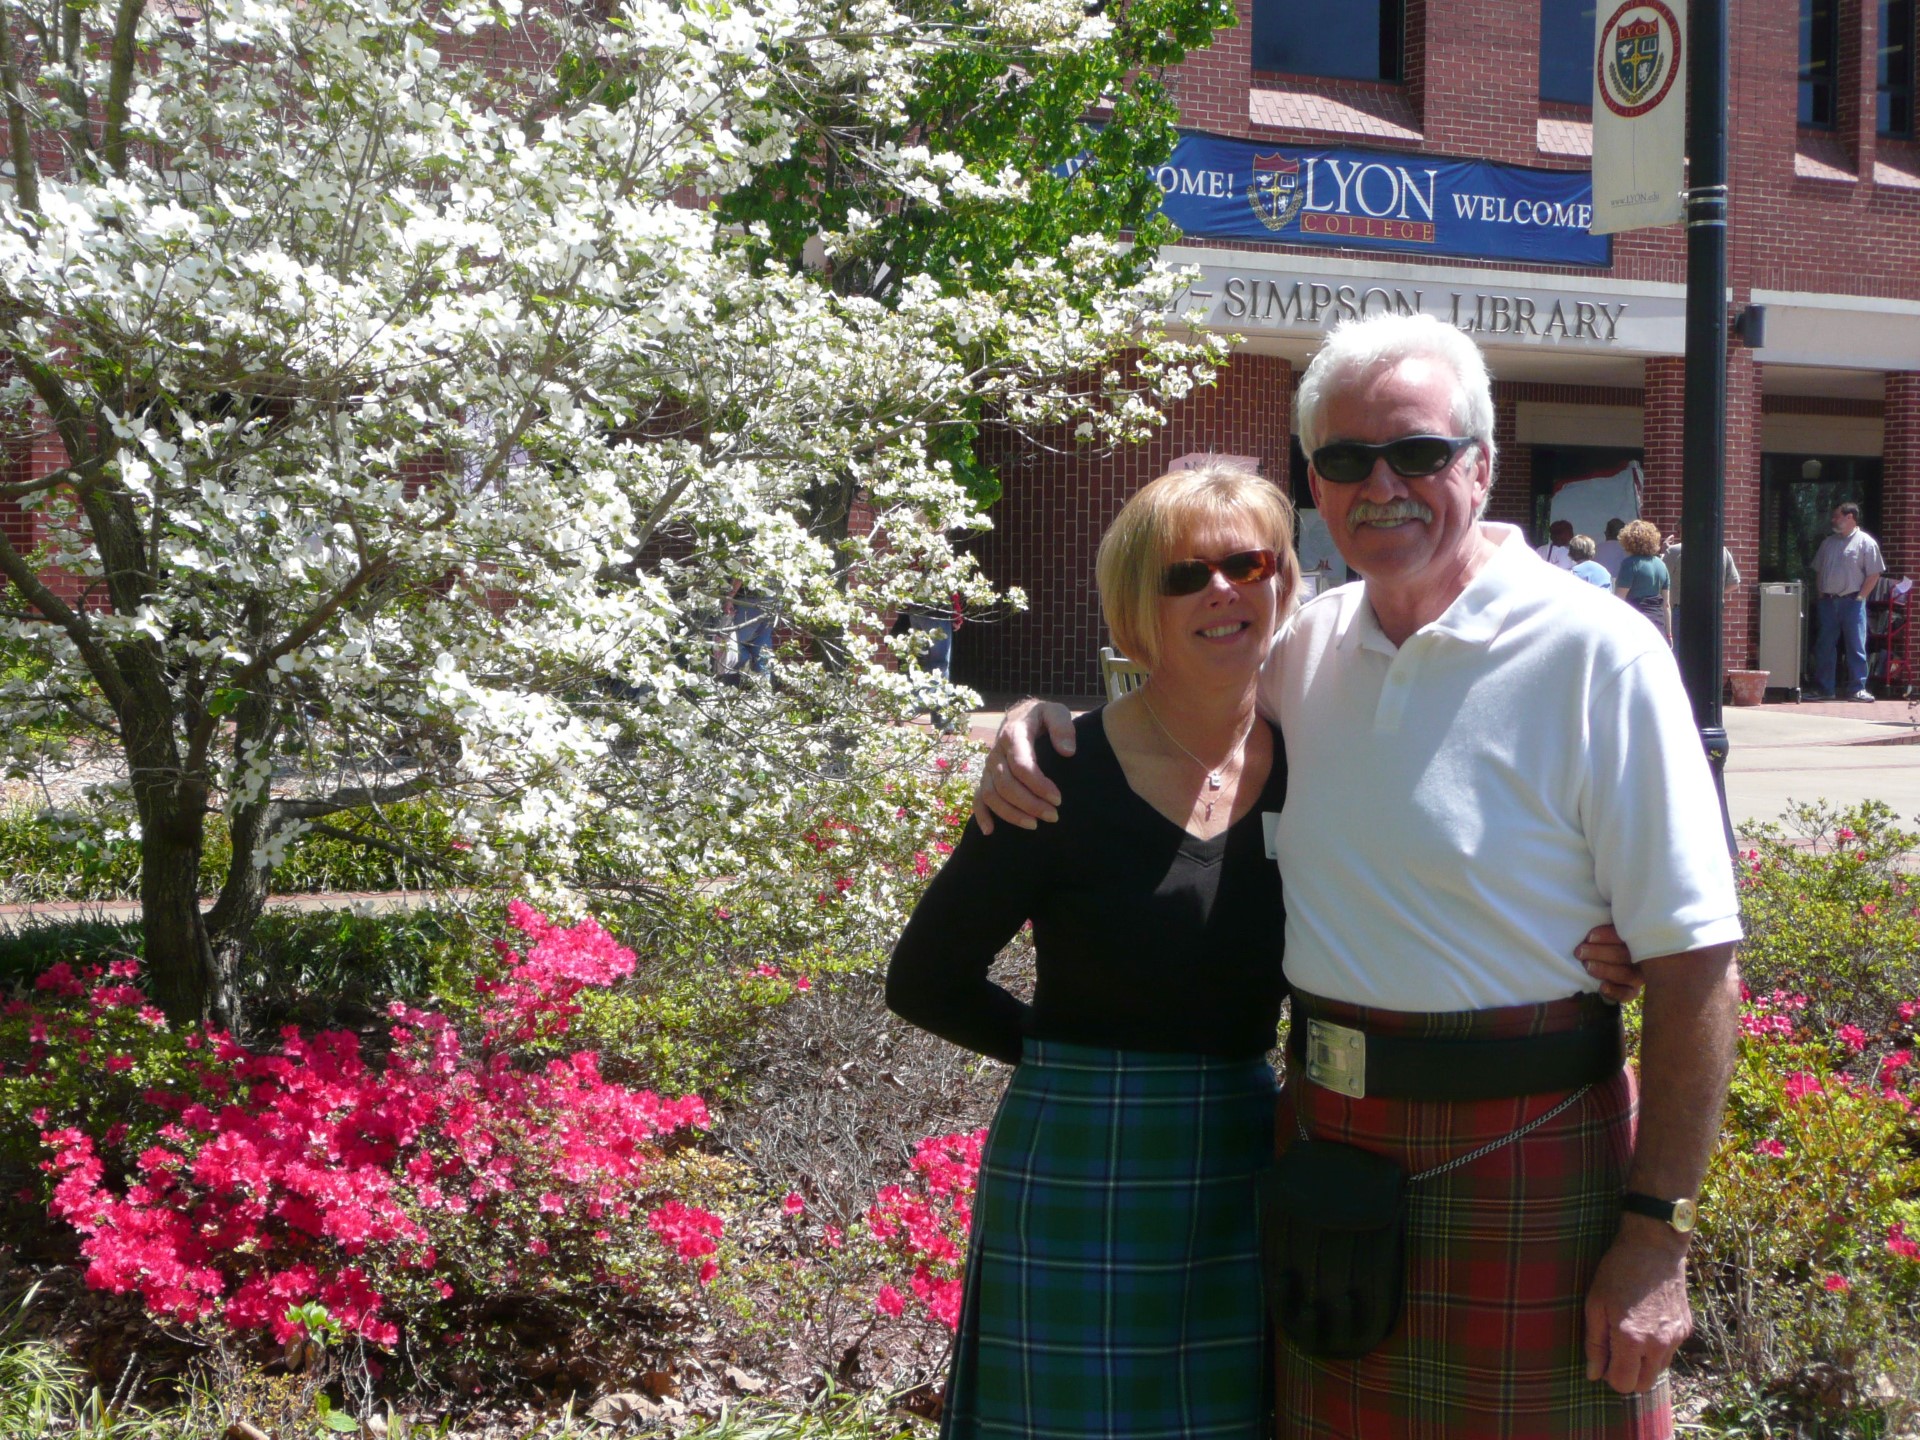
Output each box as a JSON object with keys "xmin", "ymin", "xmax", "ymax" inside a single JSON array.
[{"xmin": 1137, "ymin": 689, "xmax": 1254, "ymax": 822}]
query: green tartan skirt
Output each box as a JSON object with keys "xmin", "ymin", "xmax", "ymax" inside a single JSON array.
[{"xmin": 942, "ymin": 1039, "xmax": 1277, "ymax": 1440}]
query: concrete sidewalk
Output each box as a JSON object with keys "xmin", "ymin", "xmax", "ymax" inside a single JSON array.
[{"xmin": 1721, "ymin": 697, "xmax": 1920, "ymax": 830}]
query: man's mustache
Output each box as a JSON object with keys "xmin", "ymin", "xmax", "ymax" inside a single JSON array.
[{"xmin": 1347, "ymin": 499, "xmax": 1435, "ymax": 530}]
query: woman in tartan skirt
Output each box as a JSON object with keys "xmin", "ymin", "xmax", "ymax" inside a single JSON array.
[{"xmin": 889, "ymin": 463, "xmax": 1298, "ymax": 1440}]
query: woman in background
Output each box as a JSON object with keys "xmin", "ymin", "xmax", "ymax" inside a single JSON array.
[{"xmin": 1614, "ymin": 519, "xmax": 1672, "ymax": 642}]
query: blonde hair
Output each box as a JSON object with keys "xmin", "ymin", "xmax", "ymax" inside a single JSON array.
[
  {"xmin": 1619, "ymin": 519, "xmax": 1662, "ymax": 557},
  {"xmin": 1095, "ymin": 463, "xmax": 1298, "ymax": 670}
]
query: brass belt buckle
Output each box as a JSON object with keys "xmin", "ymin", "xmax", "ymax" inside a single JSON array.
[{"xmin": 1305, "ymin": 1018, "xmax": 1367, "ymax": 1099}]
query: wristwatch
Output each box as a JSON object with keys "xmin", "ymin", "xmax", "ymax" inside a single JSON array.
[{"xmin": 1621, "ymin": 1191, "xmax": 1698, "ymax": 1234}]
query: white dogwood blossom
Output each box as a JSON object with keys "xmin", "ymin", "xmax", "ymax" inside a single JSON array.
[{"xmin": 0, "ymin": 0, "xmax": 1226, "ymax": 1023}]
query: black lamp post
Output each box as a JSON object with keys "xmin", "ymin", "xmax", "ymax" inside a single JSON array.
[{"xmin": 1677, "ymin": 0, "xmax": 1735, "ymax": 851}]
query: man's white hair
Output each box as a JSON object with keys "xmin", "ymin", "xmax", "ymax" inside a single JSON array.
[{"xmin": 1292, "ymin": 313, "xmax": 1498, "ymax": 498}]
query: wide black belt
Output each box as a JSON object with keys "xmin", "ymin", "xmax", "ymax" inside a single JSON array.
[{"xmin": 1286, "ymin": 995, "xmax": 1624, "ymax": 1103}]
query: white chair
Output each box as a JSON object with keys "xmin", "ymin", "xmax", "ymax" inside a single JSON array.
[{"xmin": 1099, "ymin": 646, "xmax": 1149, "ymax": 702}]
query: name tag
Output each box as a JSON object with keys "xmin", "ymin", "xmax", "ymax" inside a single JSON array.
[{"xmin": 1262, "ymin": 811, "xmax": 1281, "ymax": 861}]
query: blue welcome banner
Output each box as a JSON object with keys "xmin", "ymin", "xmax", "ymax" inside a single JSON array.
[{"xmin": 1075, "ymin": 133, "xmax": 1609, "ymax": 267}]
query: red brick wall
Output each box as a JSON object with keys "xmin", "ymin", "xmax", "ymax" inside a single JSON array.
[
  {"xmin": 1884, "ymin": 374, "xmax": 1920, "ymax": 584},
  {"xmin": 1485, "ymin": 393, "xmax": 1529, "ymax": 528},
  {"xmin": 957, "ymin": 354, "xmax": 1294, "ymax": 697}
]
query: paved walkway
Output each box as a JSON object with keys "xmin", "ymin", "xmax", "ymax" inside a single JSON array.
[
  {"xmin": 1720, "ymin": 696, "xmax": 1920, "ymax": 831},
  {"xmin": 0, "ymin": 888, "xmax": 465, "ymax": 932}
]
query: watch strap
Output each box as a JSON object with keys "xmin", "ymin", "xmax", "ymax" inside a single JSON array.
[{"xmin": 1621, "ymin": 1190, "xmax": 1698, "ymax": 1232}]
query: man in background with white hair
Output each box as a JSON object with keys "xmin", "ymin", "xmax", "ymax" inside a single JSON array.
[{"xmin": 975, "ymin": 312, "xmax": 1741, "ymax": 1437}]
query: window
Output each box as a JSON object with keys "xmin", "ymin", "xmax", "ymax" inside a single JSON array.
[
  {"xmin": 1882, "ymin": 0, "xmax": 1914, "ymax": 135},
  {"xmin": 1802, "ymin": 0, "xmax": 1839, "ymax": 126},
  {"xmin": 1251, "ymin": 0, "xmax": 1403, "ymax": 83},
  {"xmin": 1540, "ymin": 0, "xmax": 1599, "ymax": 104},
  {"xmin": 1759, "ymin": 455, "xmax": 1883, "ymax": 584}
]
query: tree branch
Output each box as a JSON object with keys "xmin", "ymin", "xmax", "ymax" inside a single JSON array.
[
  {"xmin": 225, "ymin": 557, "xmax": 394, "ymax": 690},
  {"xmin": 0, "ymin": 528, "xmax": 127, "ymax": 713},
  {"xmin": 0, "ymin": 15, "xmax": 40, "ymax": 218},
  {"xmin": 272, "ymin": 776, "xmax": 436, "ymax": 820},
  {"xmin": 102, "ymin": 0, "xmax": 148, "ymax": 175}
]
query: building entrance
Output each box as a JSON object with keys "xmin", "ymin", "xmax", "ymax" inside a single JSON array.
[{"xmin": 1758, "ymin": 454, "xmax": 1884, "ymax": 586}]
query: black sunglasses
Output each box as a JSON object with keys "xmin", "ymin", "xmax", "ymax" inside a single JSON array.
[
  {"xmin": 1161, "ymin": 548, "xmax": 1278, "ymax": 597},
  {"xmin": 1310, "ymin": 435, "xmax": 1478, "ymax": 484}
]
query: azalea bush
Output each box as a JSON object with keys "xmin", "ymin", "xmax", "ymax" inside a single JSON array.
[
  {"xmin": 866, "ymin": 1130, "xmax": 983, "ymax": 1334},
  {"xmin": 1735, "ymin": 801, "xmax": 1920, "ymax": 1035},
  {"xmin": 565, "ymin": 747, "xmax": 976, "ymax": 1097},
  {"xmin": 3, "ymin": 903, "xmax": 731, "ymax": 1380},
  {"xmin": 1687, "ymin": 804, "xmax": 1920, "ymax": 1427}
]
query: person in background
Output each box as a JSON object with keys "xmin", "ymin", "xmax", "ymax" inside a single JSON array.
[
  {"xmin": 1662, "ymin": 537, "xmax": 1741, "ymax": 649},
  {"xmin": 1807, "ymin": 502, "xmax": 1886, "ymax": 702},
  {"xmin": 899, "ymin": 595, "xmax": 962, "ymax": 732},
  {"xmin": 1595, "ymin": 518, "xmax": 1628, "ymax": 580},
  {"xmin": 1614, "ymin": 519, "xmax": 1672, "ymax": 643},
  {"xmin": 1571, "ymin": 534, "xmax": 1614, "ymax": 589},
  {"xmin": 726, "ymin": 583, "xmax": 777, "ymax": 682},
  {"xmin": 1538, "ymin": 517, "xmax": 1575, "ymax": 569}
]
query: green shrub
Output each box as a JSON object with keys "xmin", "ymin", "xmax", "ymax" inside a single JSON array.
[
  {"xmin": 0, "ymin": 915, "xmax": 141, "ymax": 986},
  {"xmin": 0, "ymin": 796, "xmax": 481, "ymax": 905},
  {"xmin": 1736, "ymin": 800, "xmax": 1920, "ymax": 1035},
  {"xmin": 1688, "ymin": 802, "xmax": 1920, "ymax": 1429}
]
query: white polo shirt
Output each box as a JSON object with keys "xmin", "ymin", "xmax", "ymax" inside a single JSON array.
[{"xmin": 1258, "ymin": 524, "xmax": 1742, "ymax": 1011}]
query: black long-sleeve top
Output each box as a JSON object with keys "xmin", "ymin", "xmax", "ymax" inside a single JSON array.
[{"xmin": 886, "ymin": 709, "xmax": 1289, "ymax": 1063}]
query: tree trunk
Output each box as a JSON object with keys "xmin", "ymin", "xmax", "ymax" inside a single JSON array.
[
  {"xmin": 203, "ymin": 792, "xmax": 273, "ymax": 1034},
  {"xmin": 201, "ymin": 693, "xmax": 280, "ymax": 1032},
  {"xmin": 138, "ymin": 789, "xmax": 220, "ymax": 1028}
]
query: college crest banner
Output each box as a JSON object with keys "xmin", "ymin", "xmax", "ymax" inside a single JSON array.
[
  {"xmin": 1075, "ymin": 134, "xmax": 1609, "ymax": 267},
  {"xmin": 1589, "ymin": 0, "xmax": 1687, "ymax": 232}
]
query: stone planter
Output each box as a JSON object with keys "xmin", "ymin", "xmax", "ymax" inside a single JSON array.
[{"xmin": 1727, "ymin": 669, "xmax": 1770, "ymax": 706}]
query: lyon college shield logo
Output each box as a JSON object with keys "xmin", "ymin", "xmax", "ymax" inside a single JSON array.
[
  {"xmin": 1596, "ymin": 0, "xmax": 1681, "ymax": 118},
  {"xmin": 1247, "ymin": 153, "xmax": 1306, "ymax": 232}
]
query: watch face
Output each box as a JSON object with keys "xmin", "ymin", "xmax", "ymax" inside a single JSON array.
[{"xmin": 1671, "ymin": 1198, "xmax": 1698, "ymax": 1233}]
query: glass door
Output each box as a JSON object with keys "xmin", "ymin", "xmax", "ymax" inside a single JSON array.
[{"xmin": 1758, "ymin": 454, "xmax": 1883, "ymax": 586}]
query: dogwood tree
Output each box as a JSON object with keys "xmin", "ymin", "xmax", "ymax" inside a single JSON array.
[{"xmin": 0, "ymin": 0, "xmax": 1227, "ymax": 1028}]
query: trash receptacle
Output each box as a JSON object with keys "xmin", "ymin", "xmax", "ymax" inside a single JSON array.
[{"xmin": 1758, "ymin": 581, "xmax": 1803, "ymax": 701}]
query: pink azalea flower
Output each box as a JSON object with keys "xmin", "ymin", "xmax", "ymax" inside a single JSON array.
[
  {"xmin": 1836, "ymin": 1025, "xmax": 1869, "ymax": 1054},
  {"xmin": 1824, "ymin": 1274, "xmax": 1851, "ymax": 1293},
  {"xmin": 1782, "ymin": 1072, "xmax": 1824, "ymax": 1101},
  {"xmin": 782, "ymin": 1191, "xmax": 806, "ymax": 1216},
  {"xmin": 1753, "ymin": 1138, "xmax": 1787, "ymax": 1158},
  {"xmin": 874, "ymin": 1284, "xmax": 907, "ymax": 1317}
]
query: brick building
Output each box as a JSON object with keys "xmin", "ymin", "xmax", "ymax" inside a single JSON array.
[{"xmin": 956, "ymin": 0, "xmax": 1920, "ymax": 698}]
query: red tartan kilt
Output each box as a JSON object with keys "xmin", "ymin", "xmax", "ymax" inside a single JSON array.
[{"xmin": 1274, "ymin": 994, "xmax": 1674, "ymax": 1440}]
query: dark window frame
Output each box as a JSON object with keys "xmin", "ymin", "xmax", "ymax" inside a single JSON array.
[
  {"xmin": 1802, "ymin": 0, "xmax": 1840, "ymax": 128},
  {"xmin": 1882, "ymin": 0, "xmax": 1915, "ymax": 136},
  {"xmin": 1250, "ymin": 0, "xmax": 1406, "ymax": 84}
]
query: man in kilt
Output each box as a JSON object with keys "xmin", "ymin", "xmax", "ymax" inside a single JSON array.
[{"xmin": 978, "ymin": 313, "xmax": 1743, "ymax": 1437}]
